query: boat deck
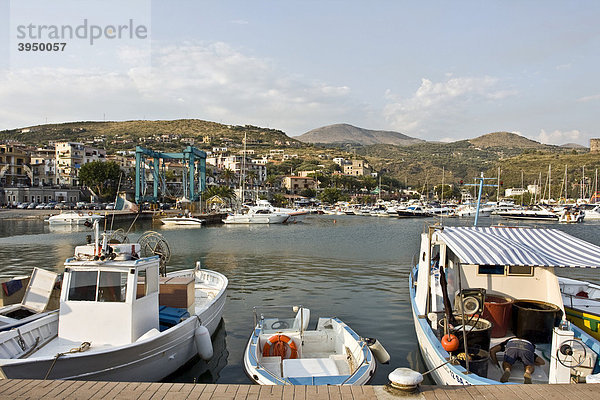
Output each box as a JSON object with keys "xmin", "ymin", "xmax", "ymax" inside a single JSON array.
[{"xmin": 1, "ymin": 380, "xmax": 598, "ymax": 399}]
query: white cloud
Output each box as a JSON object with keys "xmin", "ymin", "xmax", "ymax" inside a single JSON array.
[
  {"xmin": 383, "ymin": 76, "xmax": 516, "ymax": 137},
  {"xmin": 538, "ymin": 129, "xmax": 582, "ymax": 145},
  {"xmin": 578, "ymin": 94, "xmax": 600, "ymax": 102},
  {"xmin": 0, "ymin": 41, "xmax": 357, "ymax": 134}
]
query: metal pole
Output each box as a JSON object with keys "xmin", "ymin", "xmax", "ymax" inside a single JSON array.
[{"xmin": 474, "ymin": 173, "xmax": 484, "ymax": 227}]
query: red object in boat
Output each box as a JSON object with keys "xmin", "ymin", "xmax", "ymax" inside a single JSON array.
[{"xmin": 441, "ymin": 334, "xmax": 459, "ymax": 352}]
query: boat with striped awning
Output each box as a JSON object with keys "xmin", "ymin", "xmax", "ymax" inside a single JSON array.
[{"xmin": 410, "ymin": 225, "xmax": 600, "ymax": 386}]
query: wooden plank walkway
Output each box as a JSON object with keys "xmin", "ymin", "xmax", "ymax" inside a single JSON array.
[{"xmin": 0, "ymin": 380, "xmax": 596, "ymax": 400}]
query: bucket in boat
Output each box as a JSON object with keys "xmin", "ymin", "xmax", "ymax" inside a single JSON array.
[
  {"xmin": 457, "ymin": 348, "xmax": 489, "ymax": 378},
  {"xmin": 483, "ymin": 294, "xmax": 513, "ymax": 338},
  {"xmin": 450, "ymin": 315, "xmax": 493, "ymax": 352},
  {"xmin": 512, "ymin": 300, "xmax": 562, "ymax": 344}
]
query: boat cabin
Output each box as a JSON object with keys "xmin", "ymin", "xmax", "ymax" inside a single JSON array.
[{"xmin": 59, "ymin": 244, "xmax": 160, "ymax": 346}]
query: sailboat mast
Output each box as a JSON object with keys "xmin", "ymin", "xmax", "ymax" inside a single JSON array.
[{"xmin": 497, "ymin": 166, "xmax": 500, "ymax": 202}]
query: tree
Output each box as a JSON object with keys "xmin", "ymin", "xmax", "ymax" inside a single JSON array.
[
  {"xmin": 204, "ymin": 185, "xmax": 236, "ymax": 201},
  {"xmin": 319, "ymin": 187, "xmax": 347, "ymax": 204},
  {"xmin": 79, "ymin": 161, "xmax": 122, "ymax": 200},
  {"xmin": 222, "ymin": 168, "xmax": 235, "ymax": 187},
  {"xmin": 271, "ymin": 193, "xmax": 287, "ymax": 207}
]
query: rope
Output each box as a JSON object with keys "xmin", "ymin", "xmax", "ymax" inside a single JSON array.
[
  {"xmin": 44, "ymin": 341, "xmax": 91, "ymax": 380},
  {"xmin": 422, "ymin": 356, "xmax": 456, "ymax": 376}
]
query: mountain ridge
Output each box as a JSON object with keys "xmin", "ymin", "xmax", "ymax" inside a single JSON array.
[{"xmin": 296, "ymin": 123, "xmax": 424, "ymax": 146}]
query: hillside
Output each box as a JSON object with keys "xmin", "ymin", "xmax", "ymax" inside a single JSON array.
[
  {"xmin": 468, "ymin": 131, "xmax": 546, "ymax": 149},
  {"xmin": 0, "ymin": 119, "xmax": 299, "ymax": 151},
  {"xmin": 296, "ymin": 123, "xmax": 424, "ymax": 146}
]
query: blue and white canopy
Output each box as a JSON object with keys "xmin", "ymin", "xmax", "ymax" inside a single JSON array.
[{"xmin": 437, "ymin": 226, "xmax": 600, "ymax": 268}]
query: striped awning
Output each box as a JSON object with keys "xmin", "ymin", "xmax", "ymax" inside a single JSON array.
[{"xmin": 437, "ymin": 226, "xmax": 600, "ymax": 268}]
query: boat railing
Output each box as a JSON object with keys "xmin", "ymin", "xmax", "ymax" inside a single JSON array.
[{"xmin": 562, "ymin": 292, "xmax": 600, "ymax": 308}]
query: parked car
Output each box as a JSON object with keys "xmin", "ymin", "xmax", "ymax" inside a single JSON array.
[
  {"xmin": 16, "ymin": 202, "xmax": 29, "ymax": 209},
  {"xmin": 35, "ymin": 203, "xmax": 46, "ymax": 209},
  {"xmin": 44, "ymin": 203, "xmax": 56, "ymax": 210},
  {"xmin": 27, "ymin": 203, "xmax": 38, "ymax": 209}
]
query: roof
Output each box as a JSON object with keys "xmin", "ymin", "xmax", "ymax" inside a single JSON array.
[{"xmin": 437, "ymin": 226, "xmax": 600, "ymax": 268}]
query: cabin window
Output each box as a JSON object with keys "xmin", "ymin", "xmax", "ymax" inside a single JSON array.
[
  {"xmin": 98, "ymin": 271, "xmax": 127, "ymax": 302},
  {"xmin": 137, "ymin": 269, "xmax": 146, "ymax": 299},
  {"xmin": 68, "ymin": 271, "xmax": 99, "ymax": 301},
  {"xmin": 477, "ymin": 265, "xmax": 505, "ymax": 275},
  {"xmin": 507, "ymin": 265, "xmax": 534, "ymax": 276}
]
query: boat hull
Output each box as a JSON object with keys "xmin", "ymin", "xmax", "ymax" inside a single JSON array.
[
  {"xmin": 223, "ymin": 214, "xmax": 289, "ymax": 224},
  {"xmin": 161, "ymin": 217, "xmax": 204, "ymax": 225}
]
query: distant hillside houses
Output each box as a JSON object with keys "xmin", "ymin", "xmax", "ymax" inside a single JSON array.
[
  {"xmin": 505, "ymin": 184, "xmax": 540, "ymax": 197},
  {"xmin": 333, "ymin": 157, "xmax": 373, "ymax": 176}
]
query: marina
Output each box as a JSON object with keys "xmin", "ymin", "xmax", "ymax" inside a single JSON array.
[{"xmin": 0, "ymin": 212, "xmax": 599, "ymax": 387}]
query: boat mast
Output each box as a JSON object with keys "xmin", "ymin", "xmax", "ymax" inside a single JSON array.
[
  {"xmin": 240, "ymin": 133, "xmax": 247, "ymax": 206},
  {"xmin": 496, "ymin": 166, "xmax": 500, "ymax": 202}
]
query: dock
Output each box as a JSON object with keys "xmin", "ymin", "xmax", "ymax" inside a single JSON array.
[{"xmin": 0, "ymin": 381, "xmax": 596, "ymax": 400}]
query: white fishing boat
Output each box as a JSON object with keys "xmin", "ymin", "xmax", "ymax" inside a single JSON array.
[
  {"xmin": 160, "ymin": 216, "xmax": 205, "ymax": 226},
  {"xmin": 223, "ymin": 202, "xmax": 289, "ymax": 224},
  {"xmin": 243, "ymin": 306, "xmax": 383, "ymax": 385},
  {"xmin": 0, "ymin": 224, "xmax": 228, "ymax": 381},
  {"xmin": 0, "ymin": 268, "xmax": 58, "ymax": 332},
  {"xmin": 46, "ymin": 211, "xmax": 104, "ymax": 225},
  {"xmin": 410, "ymin": 225, "xmax": 600, "ymax": 385}
]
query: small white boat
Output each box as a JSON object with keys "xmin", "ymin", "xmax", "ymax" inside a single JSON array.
[
  {"xmin": 411, "ymin": 225, "xmax": 600, "ymax": 385},
  {"xmin": 243, "ymin": 306, "xmax": 378, "ymax": 385},
  {"xmin": 46, "ymin": 211, "xmax": 104, "ymax": 225},
  {"xmin": 454, "ymin": 205, "xmax": 493, "ymax": 218},
  {"xmin": 0, "ymin": 223, "xmax": 228, "ymax": 381},
  {"xmin": 558, "ymin": 208, "xmax": 585, "ymax": 223},
  {"xmin": 223, "ymin": 202, "xmax": 289, "ymax": 224},
  {"xmin": 161, "ymin": 216, "xmax": 205, "ymax": 226},
  {"xmin": 0, "ymin": 268, "xmax": 58, "ymax": 332},
  {"xmin": 581, "ymin": 205, "xmax": 600, "ymax": 220}
]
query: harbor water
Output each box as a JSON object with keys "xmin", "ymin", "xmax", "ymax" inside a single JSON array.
[{"xmin": 0, "ymin": 214, "xmax": 599, "ymax": 384}]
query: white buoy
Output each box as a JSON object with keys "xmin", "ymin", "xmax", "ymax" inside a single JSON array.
[
  {"xmin": 194, "ymin": 325, "xmax": 213, "ymax": 360},
  {"xmin": 365, "ymin": 337, "xmax": 391, "ymax": 364},
  {"xmin": 388, "ymin": 368, "xmax": 423, "ymax": 392}
]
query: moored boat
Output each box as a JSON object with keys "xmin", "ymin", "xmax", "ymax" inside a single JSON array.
[
  {"xmin": 161, "ymin": 216, "xmax": 205, "ymax": 225},
  {"xmin": 0, "ymin": 223, "xmax": 228, "ymax": 381},
  {"xmin": 410, "ymin": 225, "xmax": 600, "ymax": 385},
  {"xmin": 0, "ymin": 268, "xmax": 58, "ymax": 332},
  {"xmin": 243, "ymin": 306, "xmax": 379, "ymax": 385},
  {"xmin": 46, "ymin": 211, "xmax": 104, "ymax": 225},
  {"xmin": 559, "ymin": 277, "xmax": 600, "ymax": 341},
  {"xmin": 223, "ymin": 202, "xmax": 290, "ymax": 224}
]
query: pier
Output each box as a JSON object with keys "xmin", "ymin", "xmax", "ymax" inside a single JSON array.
[{"xmin": 0, "ymin": 381, "xmax": 596, "ymax": 400}]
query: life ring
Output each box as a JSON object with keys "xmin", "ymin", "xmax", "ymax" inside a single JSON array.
[
  {"xmin": 78, "ymin": 212, "xmax": 83, "ymax": 216},
  {"xmin": 262, "ymin": 334, "xmax": 298, "ymax": 359},
  {"xmin": 88, "ymin": 211, "xmax": 93, "ymax": 216}
]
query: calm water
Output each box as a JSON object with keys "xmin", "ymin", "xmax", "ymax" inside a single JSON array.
[{"xmin": 0, "ymin": 214, "xmax": 599, "ymax": 384}]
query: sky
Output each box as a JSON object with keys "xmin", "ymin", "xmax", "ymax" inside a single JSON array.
[{"xmin": 1, "ymin": 0, "xmax": 599, "ymax": 146}]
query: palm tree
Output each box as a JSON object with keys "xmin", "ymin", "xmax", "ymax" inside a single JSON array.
[{"xmin": 222, "ymin": 168, "xmax": 235, "ymax": 187}]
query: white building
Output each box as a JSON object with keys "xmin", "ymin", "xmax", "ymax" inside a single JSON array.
[{"xmin": 55, "ymin": 142, "xmax": 106, "ymax": 186}]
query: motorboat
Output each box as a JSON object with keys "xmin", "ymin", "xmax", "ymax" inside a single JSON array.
[
  {"xmin": 0, "ymin": 223, "xmax": 228, "ymax": 381},
  {"xmin": 223, "ymin": 202, "xmax": 290, "ymax": 224},
  {"xmin": 243, "ymin": 306, "xmax": 381, "ymax": 385},
  {"xmin": 161, "ymin": 216, "xmax": 205, "ymax": 226},
  {"xmin": 495, "ymin": 205, "xmax": 558, "ymax": 221},
  {"xmin": 0, "ymin": 268, "xmax": 58, "ymax": 331},
  {"xmin": 410, "ymin": 225, "xmax": 600, "ymax": 385},
  {"xmin": 581, "ymin": 205, "xmax": 600, "ymax": 220},
  {"xmin": 454, "ymin": 205, "xmax": 492, "ymax": 218},
  {"xmin": 396, "ymin": 205, "xmax": 432, "ymax": 218},
  {"xmin": 559, "ymin": 277, "xmax": 600, "ymax": 341},
  {"xmin": 46, "ymin": 211, "xmax": 104, "ymax": 225},
  {"xmin": 558, "ymin": 208, "xmax": 585, "ymax": 223}
]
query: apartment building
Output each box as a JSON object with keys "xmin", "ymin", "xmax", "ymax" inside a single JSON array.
[
  {"xmin": 55, "ymin": 142, "xmax": 106, "ymax": 185},
  {"xmin": 0, "ymin": 143, "xmax": 31, "ymax": 186}
]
